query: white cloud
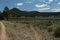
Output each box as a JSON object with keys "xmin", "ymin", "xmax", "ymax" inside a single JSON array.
[
  {"xmin": 16, "ymin": 3, "xmax": 23, "ymax": 6},
  {"xmin": 49, "ymin": 0, "xmax": 53, "ymax": 2},
  {"xmin": 17, "ymin": 6, "xmax": 20, "ymax": 8},
  {"xmin": 52, "ymin": 8, "xmax": 60, "ymax": 12},
  {"xmin": 43, "ymin": 0, "xmax": 53, "ymax": 4},
  {"xmin": 58, "ymin": 2, "xmax": 60, "ymax": 4},
  {"xmin": 35, "ymin": 3, "xmax": 50, "ymax": 11},
  {"xmin": 39, "ymin": 8, "xmax": 50, "ymax": 11},
  {"xmin": 26, "ymin": 2, "xmax": 32, "ymax": 3},
  {"xmin": 25, "ymin": 0, "xmax": 35, "ymax": 3},
  {"xmin": 38, "ymin": 8, "xmax": 50, "ymax": 10},
  {"xmin": 16, "ymin": 3, "xmax": 23, "ymax": 8},
  {"xmin": 35, "ymin": 4, "xmax": 47, "ymax": 8},
  {"xmin": 33, "ymin": 7, "xmax": 50, "ymax": 11}
]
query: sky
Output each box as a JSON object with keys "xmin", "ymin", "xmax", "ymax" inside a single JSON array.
[{"xmin": 0, "ymin": 0, "xmax": 60, "ymax": 12}]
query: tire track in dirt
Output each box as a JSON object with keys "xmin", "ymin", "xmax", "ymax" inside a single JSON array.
[{"xmin": 0, "ymin": 22, "xmax": 7, "ymax": 40}]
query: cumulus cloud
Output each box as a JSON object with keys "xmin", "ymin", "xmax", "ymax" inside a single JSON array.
[
  {"xmin": 16, "ymin": 3, "xmax": 23, "ymax": 8},
  {"xmin": 16, "ymin": 3, "xmax": 23, "ymax": 6},
  {"xmin": 35, "ymin": 3, "xmax": 50, "ymax": 12},
  {"xmin": 35, "ymin": 4, "xmax": 47, "ymax": 8}
]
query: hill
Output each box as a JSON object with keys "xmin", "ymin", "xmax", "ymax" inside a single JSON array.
[{"xmin": 0, "ymin": 6, "xmax": 60, "ymax": 20}]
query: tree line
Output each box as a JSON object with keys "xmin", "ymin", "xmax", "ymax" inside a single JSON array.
[{"xmin": 0, "ymin": 6, "xmax": 60, "ymax": 20}]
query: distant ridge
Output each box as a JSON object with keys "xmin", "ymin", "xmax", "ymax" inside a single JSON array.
[{"xmin": 0, "ymin": 6, "xmax": 60, "ymax": 18}]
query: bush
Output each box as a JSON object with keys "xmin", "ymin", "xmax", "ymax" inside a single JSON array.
[
  {"xmin": 48, "ymin": 27, "xmax": 52, "ymax": 32},
  {"xmin": 53, "ymin": 26, "xmax": 60, "ymax": 38}
]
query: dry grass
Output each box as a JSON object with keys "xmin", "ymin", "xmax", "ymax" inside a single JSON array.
[
  {"xmin": 2, "ymin": 20, "xmax": 60, "ymax": 40},
  {"xmin": 0, "ymin": 23, "xmax": 1, "ymax": 39}
]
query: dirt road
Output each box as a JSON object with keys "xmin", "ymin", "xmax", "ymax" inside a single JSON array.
[{"xmin": 0, "ymin": 22, "xmax": 7, "ymax": 40}]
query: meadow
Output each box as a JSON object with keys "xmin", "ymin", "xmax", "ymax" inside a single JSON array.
[{"xmin": 2, "ymin": 18, "xmax": 60, "ymax": 40}]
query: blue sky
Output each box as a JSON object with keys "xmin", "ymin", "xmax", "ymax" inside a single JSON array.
[{"xmin": 0, "ymin": 0, "xmax": 60, "ymax": 12}]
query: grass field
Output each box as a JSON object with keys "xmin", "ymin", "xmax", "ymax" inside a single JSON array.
[
  {"xmin": 2, "ymin": 19, "xmax": 60, "ymax": 40},
  {"xmin": 0, "ymin": 22, "xmax": 1, "ymax": 38}
]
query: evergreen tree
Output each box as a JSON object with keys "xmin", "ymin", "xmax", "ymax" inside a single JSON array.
[{"xmin": 3, "ymin": 6, "xmax": 10, "ymax": 20}]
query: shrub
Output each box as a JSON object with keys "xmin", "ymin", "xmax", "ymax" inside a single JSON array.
[
  {"xmin": 48, "ymin": 27, "xmax": 52, "ymax": 32},
  {"xmin": 53, "ymin": 26, "xmax": 60, "ymax": 38}
]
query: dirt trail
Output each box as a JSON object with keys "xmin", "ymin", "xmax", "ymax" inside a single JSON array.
[{"xmin": 0, "ymin": 22, "xmax": 7, "ymax": 40}]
